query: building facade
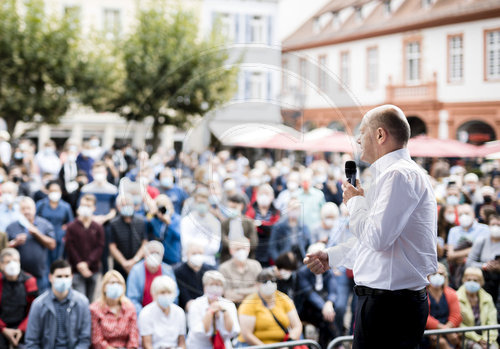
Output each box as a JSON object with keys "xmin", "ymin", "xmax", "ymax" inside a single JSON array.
[{"xmin": 281, "ymin": 0, "xmax": 500, "ymax": 144}]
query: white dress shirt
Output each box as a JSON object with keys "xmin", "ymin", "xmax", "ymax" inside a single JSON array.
[
  {"xmin": 180, "ymin": 211, "xmax": 221, "ymax": 266},
  {"xmin": 327, "ymin": 148, "xmax": 437, "ymax": 290},
  {"xmin": 186, "ymin": 295, "xmax": 240, "ymax": 349}
]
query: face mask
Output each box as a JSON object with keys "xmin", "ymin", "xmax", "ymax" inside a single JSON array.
[
  {"xmin": 287, "ymin": 181, "xmax": 298, "ymax": 192},
  {"xmin": 323, "ymin": 218, "xmax": 336, "ymax": 228},
  {"xmin": 223, "ymin": 180, "xmax": 236, "ymax": 191},
  {"xmin": 105, "ymin": 283, "xmax": 124, "ymax": 300},
  {"xmin": 260, "ymin": 281, "xmax": 277, "ymax": 296},
  {"xmin": 446, "ymin": 195, "xmax": 460, "ymax": 206},
  {"xmin": 2, "ymin": 194, "xmax": 14, "ymax": 206},
  {"xmin": 233, "ymin": 249, "xmax": 248, "ymax": 262},
  {"xmin": 227, "ymin": 208, "xmax": 239, "ymax": 218},
  {"xmin": 459, "ymin": 214, "xmax": 473, "ymax": 228},
  {"xmin": 189, "ymin": 253, "xmax": 204, "ymax": 268},
  {"xmin": 77, "ymin": 205, "xmax": 93, "ymax": 217},
  {"xmin": 81, "ymin": 149, "xmax": 92, "ymax": 157},
  {"xmin": 288, "ymin": 210, "xmax": 300, "ymax": 220},
  {"xmin": 44, "ymin": 148, "xmax": 54, "ymax": 155},
  {"xmin": 67, "ymin": 154, "xmax": 77, "ymax": 162},
  {"xmin": 120, "ymin": 205, "xmax": 135, "ymax": 217},
  {"xmin": 13, "ymin": 152, "xmax": 23, "ymax": 160},
  {"xmin": 249, "ymin": 178, "xmax": 260, "ymax": 187},
  {"xmin": 157, "ymin": 294, "xmax": 175, "ymax": 308},
  {"xmin": 195, "ymin": 203, "xmax": 208, "ymax": 215},
  {"xmin": 445, "ymin": 213, "xmax": 456, "ymax": 224},
  {"xmin": 256, "ymin": 195, "xmax": 271, "ymax": 207},
  {"xmin": 205, "ymin": 285, "xmax": 223, "ymax": 300},
  {"xmin": 90, "ymin": 139, "xmax": 100, "ymax": 148},
  {"xmin": 146, "ymin": 253, "xmax": 161, "ymax": 268},
  {"xmin": 48, "ymin": 192, "xmax": 61, "ymax": 202},
  {"xmin": 4, "ymin": 261, "xmax": 20, "ymax": 277},
  {"xmin": 262, "ymin": 175, "xmax": 271, "ymax": 183},
  {"xmin": 161, "ymin": 177, "xmax": 173, "ymax": 188},
  {"xmin": 53, "ymin": 277, "xmax": 72, "ymax": 293},
  {"xmin": 302, "ymin": 181, "xmax": 310, "ymax": 191},
  {"xmin": 280, "ymin": 270, "xmax": 292, "ymax": 280},
  {"xmin": 93, "ymin": 173, "xmax": 107, "ymax": 183},
  {"xmin": 464, "ymin": 280, "xmax": 481, "ymax": 293},
  {"xmin": 429, "ymin": 273, "xmax": 445, "ymax": 287},
  {"xmin": 490, "ymin": 225, "xmax": 500, "ymax": 238}
]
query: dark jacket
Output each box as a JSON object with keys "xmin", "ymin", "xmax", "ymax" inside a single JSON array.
[
  {"xmin": 269, "ymin": 218, "xmax": 311, "ymax": 261},
  {"xmin": 294, "ymin": 265, "xmax": 338, "ymax": 314}
]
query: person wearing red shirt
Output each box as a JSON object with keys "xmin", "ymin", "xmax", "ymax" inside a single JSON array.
[{"xmin": 90, "ymin": 270, "xmax": 139, "ymax": 349}]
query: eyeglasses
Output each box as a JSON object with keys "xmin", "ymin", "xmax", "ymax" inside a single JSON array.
[{"xmin": 158, "ymin": 206, "xmax": 168, "ymax": 214}]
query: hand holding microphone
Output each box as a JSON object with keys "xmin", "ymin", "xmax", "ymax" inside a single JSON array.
[{"xmin": 342, "ymin": 161, "xmax": 364, "ymax": 204}]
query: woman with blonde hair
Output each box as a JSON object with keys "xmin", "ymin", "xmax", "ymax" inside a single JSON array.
[
  {"xmin": 138, "ymin": 275, "xmax": 186, "ymax": 349},
  {"xmin": 90, "ymin": 270, "xmax": 139, "ymax": 349},
  {"xmin": 457, "ymin": 267, "xmax": 498, "ymax": 349}
]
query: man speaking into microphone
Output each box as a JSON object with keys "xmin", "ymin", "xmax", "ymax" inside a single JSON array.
[{"xmin": 304, "ymin": 105, "xmax": 437, "ymax": 348}]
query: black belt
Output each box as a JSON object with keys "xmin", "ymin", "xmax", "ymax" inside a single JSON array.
[{"xmin": 354, "ymin": 285, "xmax": 427, "ymax": 297}]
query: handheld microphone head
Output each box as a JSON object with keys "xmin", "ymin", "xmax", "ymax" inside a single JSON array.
[{"xmin": 345, "ymin": 161, "xmax": 357, "ymax": 186}]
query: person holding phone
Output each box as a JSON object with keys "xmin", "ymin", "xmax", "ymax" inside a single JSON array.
[{"xmin": 466, "ymin": 214, "xmax": 500, "ymax": 308}]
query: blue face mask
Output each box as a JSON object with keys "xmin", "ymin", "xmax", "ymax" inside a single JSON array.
[
  {"xmin": 161, "ymin": 177, "xmax": 173, "ymax": 188},
  {"xmin": 132, "ymin": 195, "xmax": 142, "ymax": 206},
  {"xmin": 105, "ymin": 283, "xmax": 124, "ymax": 300},
  {"xmin": 53, "ymin": 277, "xmax": 72, "ymax": 293},
  {"xmin": 464, "ymin": 280, "xmax": 481, "ymax": 293},
  {"xmin": 157, "ymin": 294, "xmax": 175, "ymax": 308},
  {"xmin": 195, "ymin": 203, "xmax": 208, "ymax": 215},
  {"xmin": 120, "ymin": 205, "xmax": 135, "ymax": 217}
]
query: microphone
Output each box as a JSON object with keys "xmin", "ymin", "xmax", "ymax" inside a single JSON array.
[{"xmin": 345, "ymin": 161, "xmax": 357, "ymax": 187}]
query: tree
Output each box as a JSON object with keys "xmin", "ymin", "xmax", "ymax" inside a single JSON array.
[
  {"xmin": 0, "ymin": 0, "xmax": 117, "ymax": 137},
  {"xmin": 112, "ymin": 4, "xmax": 239, "ymax": 152}
]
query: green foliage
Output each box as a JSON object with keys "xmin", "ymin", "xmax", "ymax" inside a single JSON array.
[{"xmin": 115, "ymin": 4, "xmax": 239, "ymax": 149}]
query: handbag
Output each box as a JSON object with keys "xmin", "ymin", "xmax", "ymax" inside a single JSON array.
[
  {"xmin": 259, "ymin": 295, "xmax": 308, "ymax": 349},
  {"xmin": 211, "ymin": 313, "xmax": 226, "ymax": 349}
]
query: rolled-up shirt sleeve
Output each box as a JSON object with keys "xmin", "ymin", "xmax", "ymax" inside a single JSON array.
[{"xmin": 347, "ymin": 170, "xmax": 421, "ymax": 252}]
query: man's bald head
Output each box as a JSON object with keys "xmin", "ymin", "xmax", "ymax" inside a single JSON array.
[{"xmin": 365, "ymin": 105, "xmax": 411, "ymax": 146}]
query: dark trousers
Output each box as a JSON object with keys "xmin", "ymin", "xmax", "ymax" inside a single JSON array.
[
  {"xmin": 299, "ymin": 300, "xmax": 337, "ymax": 349},
  {"xmin": 353, "ymin": 286, "xmax": 428, "ymax": 349}
]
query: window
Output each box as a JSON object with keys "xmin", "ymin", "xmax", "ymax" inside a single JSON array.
[
  {"xmin": 299, "ymin": 58, "xmax": 308, "ymax": 91},
  {"xmin": 249, "ymin": 72, "xmax": 265, "ymax": 99},
  {"xmin": 318, "ymin": 55, "xmax": 327, "ymax": 91},
  {"xmin": 384, "ymin": 0, "xmax": 391, "ymax": 15},
  {"xmin": 340, "ymin": 51, "xmax": 350, "ymax": 87},
  {"xmin": 448, "ymin": 35, "xmax": 463, "ymax": 82},
  {"xmin": 218, "ymin": 13, "xmax": 235, "ymax": 41},
  {"xmin": 406, "ymin": 41, "xmax": 421, "ymax": 83},
  {"xmin": 367, "ymin": 47, "xmax": 378, "ymax": 88},
  {"xmin": 103, "ymin": 9, "xmax": 121, "ymax": 38},
  {"xmin": 250, "ymin": 16, "xmax": 265, "ymax": 43},
  {"xmin": 282, "ymin": 60, "xmax": 289, "ymax": 92},
  {"xmin": 486, "ymin": 30, "xmax": 500, "ymax": 80}
]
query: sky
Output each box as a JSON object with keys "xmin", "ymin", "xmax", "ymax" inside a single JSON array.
[{"xmin": 277, "ymin": 0, "xmax": 330, "ymax": 41}]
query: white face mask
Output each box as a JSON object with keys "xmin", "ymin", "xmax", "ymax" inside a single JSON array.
[
  {"xmin": 446, "ymin": 195, "xmax": 460, "ymax": 206},
  {"xmin": 287, "ymin": 181, "xmax": 298, "ymax": 192},
  {"xmin": 2, "ymin": 194, "xmax": 14, "ymax": 206},
  {"xmin": 490, "ymin": 225, "xmax": 500, "ymax": 238},
  {"xmin": 77, "ymin": 205, "xmax": 93, "ymax": 217},
  {"xmin": 146, "ymin": 253, "xmax": 161, "ymax": 268},
  {"xmin": 256, "ymin": 195, "xmax": 271, "ymax": 207},
  {"xmin": 323, "ymin": 218, "xmax": 336, "ymax": 228},
  {"xmin": 444, "ymin": 213, "xmax": 456, "ymax": 224},
  {"xmin": 48, "ymin": 192, "xmax": 61, "ymax": 202},
  {"xmin": 189, "ymin": 253, "xmax": 204, "ymax": 268},
  {"xmin": 233, "ymin": 249, "xmax": 248, "ymax": 262},
  {"xmin": 93, "ymin": 173, "xmax": 106, "ymax": 183},
  {"xmin": 205, "ymin": 285, "xmax": 223, "ymax": 300},
  {"xmin": 4, "ymin": 260, "xmax": 20, "ymax": 277},
  {"xmin": 429, "ymin": 273, "xmax": 445, "ymax": 288},
  {"xmin": 280, "ymin": 270, "xmax": 292, "ymax": 280},
  {"xmin": 459, "ymin": 214, "xmax": 473, "ymax": 228},
  {"xmin": 260, "ymin": 281, "xmax": 277, "ymax": 296}
]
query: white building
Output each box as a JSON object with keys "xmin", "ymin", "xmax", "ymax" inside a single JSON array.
[{"xmin": 281, "ymin": 0, "xmax": 500, "ymax": 144}]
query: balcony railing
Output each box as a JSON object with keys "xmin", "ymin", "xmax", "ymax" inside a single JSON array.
[{"xmin": 386, "ymin": 74, "xmax": 437, "ymax": 103}]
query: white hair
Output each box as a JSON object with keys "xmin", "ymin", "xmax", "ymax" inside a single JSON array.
[
  {"xmin": 321, "ymin": 202, "xmax": 339, "ymax": 219},
  {"xmin": 202, "ymin": 270, "xmax": 226, "ymax": 288},
  {"xmin": 150, "ymin": 275, "xmax": 177, "ymax": 297}
]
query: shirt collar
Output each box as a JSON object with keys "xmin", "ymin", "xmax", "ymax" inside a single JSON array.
[
  {"xmin": 50, "ymin": 288, "xmax": 71, "ymax": 303},
  {"xmin": 369, "ymin": 148, "xmax": 411, "ymax": 176}
]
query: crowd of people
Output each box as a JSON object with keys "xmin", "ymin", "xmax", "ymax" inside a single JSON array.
[{"xmin": 0, "ymin": 132, "xmax": 499, "ymax": 348}]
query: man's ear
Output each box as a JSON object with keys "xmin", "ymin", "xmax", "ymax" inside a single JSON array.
[{"xmin": 376, "ymin": 127, "xmax": 386, "ymax": 144}]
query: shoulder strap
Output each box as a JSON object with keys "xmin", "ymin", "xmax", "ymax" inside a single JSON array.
[{"xmin": 259, "ymin": 294, "xmax": 288, "ymax": 335}]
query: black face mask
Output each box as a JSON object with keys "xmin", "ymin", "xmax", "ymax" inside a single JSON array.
[
  {"xmin": 158, "ymin": 206, "xmax": 168, "ymax": 215},
  {"xmin": 12, "ymin": 176, "xmax": 22, "ymax": 183},
  {"xmin": 484, "ymin": 196, "xmax": 493, "ymax": 204}
]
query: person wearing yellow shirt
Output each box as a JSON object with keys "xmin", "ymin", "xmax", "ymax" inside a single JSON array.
[{"xmin": 236, "ymin": 269, "xmax": 302, "ymax": 346}]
